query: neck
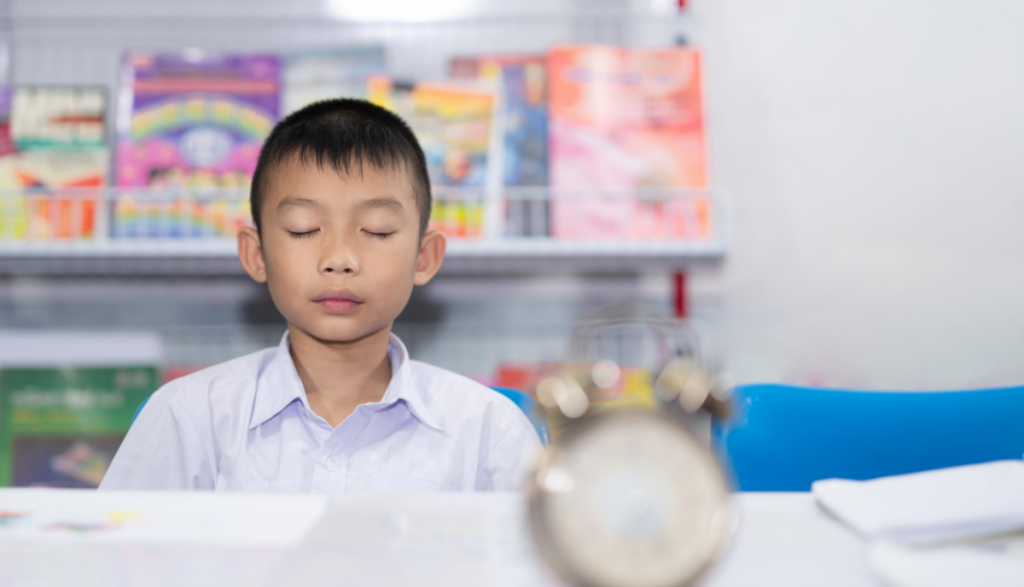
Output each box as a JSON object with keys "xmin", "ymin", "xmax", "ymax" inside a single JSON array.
[{"xmin": 288, "ymin": 324, "xmax": 394, "ymax": 428}]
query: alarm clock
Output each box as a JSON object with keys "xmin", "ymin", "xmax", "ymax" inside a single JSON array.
[{"xmin": 527, "ymin": 304, "xmax": 736, "ymax": 587}]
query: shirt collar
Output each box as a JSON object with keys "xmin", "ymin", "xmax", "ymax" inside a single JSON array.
[{"xmin": 249, "ymin": 330, "xmax": 444, "ymax": 433}]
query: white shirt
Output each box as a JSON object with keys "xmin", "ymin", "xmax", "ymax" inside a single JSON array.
[{"xmin": 100, "ymin": 332, "xmax": 542, "ymax": 492}]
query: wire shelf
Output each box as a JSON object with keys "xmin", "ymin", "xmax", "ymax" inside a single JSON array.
[{"xmin": 0, "ymin": 186, "xmax": 726, "ymax": 274}]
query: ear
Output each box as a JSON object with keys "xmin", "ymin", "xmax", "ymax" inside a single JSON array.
[
  {"xmin": 414, "ymin": 229, "xmax": 447, "ymax": 286},
  {"xmin": 238, "ymin": 226, "xmax": 268, "ymax": 283}
]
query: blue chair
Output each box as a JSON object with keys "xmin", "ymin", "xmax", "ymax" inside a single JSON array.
[
  {"xmin": 713, "ymin": 384, "xmax": 1024, "ymax": 492},
  {"xmin": 133, "ymin": 387, "xmax": 551, "ymax": 446},
  {"xmin": 132, "ymin": 396, "xmax": 149, "ymax": 424},
  {"xmin": 491, "ymin": 386, "xmax": 551, "ymax": 446}
]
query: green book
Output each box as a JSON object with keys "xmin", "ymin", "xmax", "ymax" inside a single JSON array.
[{"xmin": 0, "ymin": 366, "xmax": 156, "ymax": 487}]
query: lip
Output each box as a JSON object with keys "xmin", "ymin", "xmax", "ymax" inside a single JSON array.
[{"xmin": 312, "ymin": 289, "xmax": 365, "ymax": 314}]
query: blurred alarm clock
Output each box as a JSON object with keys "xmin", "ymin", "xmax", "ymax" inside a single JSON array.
[{"xmin": 527, "ymin": 304, "xmax": 736, "ymax": 587}]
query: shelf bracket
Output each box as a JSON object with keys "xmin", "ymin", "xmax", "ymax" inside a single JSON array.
[{"xmin": 674, "ymin": 271, "xmax": 687, "ymax": 319}]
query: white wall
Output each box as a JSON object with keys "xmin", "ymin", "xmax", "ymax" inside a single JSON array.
[{"xmin": 697, "ymin": 0, "xmax": 1024, "ymax": 389}]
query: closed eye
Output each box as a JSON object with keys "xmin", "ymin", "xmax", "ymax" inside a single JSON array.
[
  {"xmin": 289, "ymin": 229, "xmax": 319, "ymax": 239},
  {"xmin": 363, "ymin": 230, "xmax": 394, "ymax": 239}
]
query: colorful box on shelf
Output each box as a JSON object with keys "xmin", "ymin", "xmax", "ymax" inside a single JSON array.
[
  {"xmin": 431, "ymin": 188, "xmax": 486, "ymax": 239},
  {"xmin": 110, "ymin": 188, "xmax": 250, "ymax": 239},
  {"xmin": 0, "ymin": 190, "xmax": 102, "ymax": 241},
  {"xmin": 369, "ymin": 77, "xmax": 500, "ymax": 240},
  {"xmin": 0, "ymin": 365, "xmax": 157, "ymax": 488},
  {"xmin": 548, "ymin": 45, "xmax": 713, "ymax": 241},
  {"xmin": 116, "ymin": 51, "xmax": 279, "ymax": 189},
  {"xmin": 451, "ymin": 55, "xmax": 550, "ymax": 238},
  {"xmin": 113, "ymin": 52, "xmax": 278, "ymax": 238},
  {"xmin": 0, "ymin": 87, "xmax": 109, "ymax": 241}
]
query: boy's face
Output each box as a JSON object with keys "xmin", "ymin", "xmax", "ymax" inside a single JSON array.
[{"xmin": 238, "ymin": 156, "xmax": 445, "ymax": 344}]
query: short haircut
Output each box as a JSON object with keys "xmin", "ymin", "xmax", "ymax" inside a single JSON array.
[{"xmin": 250, "ymin": 98, "xmax": 431, "ymax": 235}]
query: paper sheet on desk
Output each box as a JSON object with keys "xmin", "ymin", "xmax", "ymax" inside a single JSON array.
[
  {"xmin": 870, "ymin": 542, "xmax": 1024, "ymax": 587},
  {"xmin": 270, "ymin": 493, "xmax": 559, "ymax": 587},
  {"xmin": 0, "ymin": 489, "xmax": 332, "ymax": 587},
  {"xmin": 813, "ymin": 460, "xmax": 1024, "ymax": 545},
  {"xmin": 0, "ymin": 489, "xmax": 328, "ymax": 546}
]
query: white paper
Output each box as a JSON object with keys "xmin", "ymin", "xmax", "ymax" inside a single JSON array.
[
  {"xmin": 0, "ymin": 488, "xmax": 328, "ymax": 546},
  {"xmin": 813, "ymin": 460, "xmax": 1024, "ymax": 544},
  {"xmin": 870, "ymin": 542, "xmax": 1024, "ymax": 587},
  {"xmin": 0, "ymin": 489, "xmax": 332, "ymax": 587}
]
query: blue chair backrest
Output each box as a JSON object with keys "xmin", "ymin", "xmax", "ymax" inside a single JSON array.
[
  {"xmin": 714, "ymin": 383, "xmax": 1024, "ymax": 491},
  {"xmin": 133, "ymin": 387, "xmax": 552, "ymax": 446},
  {"xmin": 132, "ymin": 396, "xmax": 149, "ymax": 424},
  {"xmin": 491, "ymin": 386, "xmax": 551, "ymax": 446}
]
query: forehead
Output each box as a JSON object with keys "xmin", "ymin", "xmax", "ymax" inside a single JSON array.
[{"xmin": 263, "ymin": 151, "xmax": 417, "ymax": 208}]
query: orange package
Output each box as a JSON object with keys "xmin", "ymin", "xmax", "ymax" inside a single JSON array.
[{"xmin": 548, "ymin": 45, "xmax": 711, "ymax": 240}]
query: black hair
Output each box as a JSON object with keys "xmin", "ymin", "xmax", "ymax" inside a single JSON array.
[{"xmin": 250, "ymin": 98, "xmax": 431, "ymax": 235}]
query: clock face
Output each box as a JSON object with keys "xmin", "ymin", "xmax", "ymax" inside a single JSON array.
[{"xmin": 529, "ymin": 410, "xmax": 735, "ymax": 587}]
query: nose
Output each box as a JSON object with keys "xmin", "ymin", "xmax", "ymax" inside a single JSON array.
[{"xmin": 318, "ymin": 233, "xmax": 360, "ymax": 275}]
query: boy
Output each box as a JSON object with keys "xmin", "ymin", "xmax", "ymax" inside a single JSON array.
[{"xmin": 100, "ymin": 99, "xmax": 542, "ymax": 492}]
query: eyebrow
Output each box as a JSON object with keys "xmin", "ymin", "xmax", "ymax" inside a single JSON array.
[
  {"xmin": 358, "ymin": 197, "xmax": 405, "ymax": 213},
  {"xmin": 276, "ymin": 196, "xmax": 323, "ymax": 211}
]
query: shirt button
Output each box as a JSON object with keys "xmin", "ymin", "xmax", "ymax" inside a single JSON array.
[{"xmin": 326, "ymin": 457, "xmax": 339, "ymax": 472}]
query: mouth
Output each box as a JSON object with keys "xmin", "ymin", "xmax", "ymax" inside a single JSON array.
[{"xmin": 312, "ymin": 290, "xmax": 365, "ymax": 314}]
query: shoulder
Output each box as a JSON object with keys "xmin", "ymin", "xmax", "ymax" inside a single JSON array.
[
  {"xmin": 143, "ymin": 347, "xmax": 274, "ymax": 425},
  {"xmin": 407, "ymin": 360, "xmax": 537, "ymax": 438},
  {"xmin": 406, "ymin": 362, "xmax": 544, "ymax": 490}
]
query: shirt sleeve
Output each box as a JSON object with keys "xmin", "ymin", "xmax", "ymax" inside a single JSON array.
[
  {"xmin": 99, "ymin": 384, "xmax": 216, "ymax": 491},
  {"xmin": 475, "ymin": 410, "xmax": 544, "ymax": 491}
]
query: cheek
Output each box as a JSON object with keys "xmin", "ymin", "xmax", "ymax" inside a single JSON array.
[
  {"xmin": 263, "ymin": 245, "xmax": 310, "ymax": 310},
  {"xmin": 264, "ymin": 234, "xmax": 314, "ymax": 273},
  {"xmin": 265, "ymin": 271, "xmax": 302, "ymax": 316},
  {"xmin": 365, "ymin": 247, "xmax": 418, "ymax": 301}
]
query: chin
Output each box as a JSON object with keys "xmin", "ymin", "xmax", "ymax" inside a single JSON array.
[{"xmin": 296, "ymin": 318, "xmax": 391, "ymax": 345}]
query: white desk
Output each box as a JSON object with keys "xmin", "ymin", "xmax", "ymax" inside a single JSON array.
[{"xmin": 0, "ymin": 490, "xmax": 878, "ymax": 587}]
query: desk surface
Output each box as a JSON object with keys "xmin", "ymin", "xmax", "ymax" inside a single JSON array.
[
  {"xmin": 707, "ymin": 493, "xmax": 876, "ymax": 587},
  {"xmin": 0, "ymin": 490, "xmax": 876, "ymax": 587}
]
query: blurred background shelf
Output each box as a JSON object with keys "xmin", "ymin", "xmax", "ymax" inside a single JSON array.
[{"xmin": 0, "ymin": 237, "xmax": 725, "ymax": 275}]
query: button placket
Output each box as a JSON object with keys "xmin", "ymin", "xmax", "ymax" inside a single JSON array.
[{"xmin": 312, "ymin": 407, "xmax": 375, "ymax": 492}]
